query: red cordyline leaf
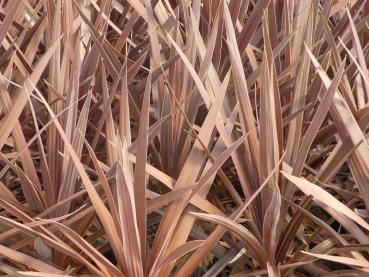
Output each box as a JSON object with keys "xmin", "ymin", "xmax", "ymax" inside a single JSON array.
[{"xmin": 0, "ymin": 1, "xmax": 369, "ymax": 276}]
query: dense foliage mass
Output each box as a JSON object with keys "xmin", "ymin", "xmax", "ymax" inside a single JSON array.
[{"xmin": 0, "ymin": 0, "xmax": 369, "ymax": 276}]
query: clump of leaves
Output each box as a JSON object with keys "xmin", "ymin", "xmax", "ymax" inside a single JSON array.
[{"xmin": 0, "ymin": 0, "xmax": 368, "ymax": 276}]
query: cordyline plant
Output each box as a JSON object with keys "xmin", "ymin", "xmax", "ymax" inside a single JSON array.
[{"xmin": 0, "ymin": 0, "xmax": 369, "ymax": 276}]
